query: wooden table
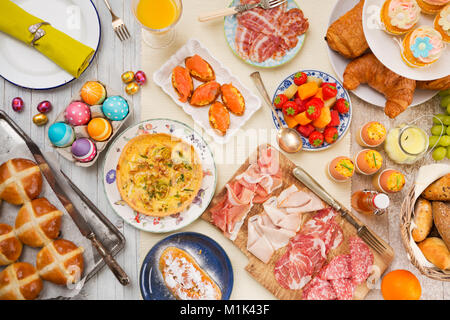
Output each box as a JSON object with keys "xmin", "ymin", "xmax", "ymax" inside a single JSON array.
[
  {"xmin": 2, "ymin": 0, "xmax": 449, "ymax": 300},
  {"xmin": 0, "ymin": 0, "xmax": 141, "ymax": 300}
]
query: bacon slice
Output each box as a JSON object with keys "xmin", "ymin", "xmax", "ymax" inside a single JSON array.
[
  {"xmin": 249, "ymin": 34, "xmax": 281, "ymax": 63},
  {"xmin": 235, "ymin": 25, "xmax": 257, "ymax": 60}
]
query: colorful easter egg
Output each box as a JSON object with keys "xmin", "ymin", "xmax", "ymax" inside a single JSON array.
[
  {"xmin": 65, "ymin": 101, "xmax": 91, "ymax": 126},
  {"xmin": 11, "ymin": 97, "xmax": 24, "ymax": 112},
  {"xmin": 121, "ymin": 71, "xmax": 135, "ymax": 84},
  {"xmin": 102, "ymin": 95, "xmax": 129, "ymax": 121},
  {"xmin": 71, "ymin": 138, "xmax": 97, "ymax": 162},
  {"xmin": 125, "ymin": 82, "xmax": 139, "ymax": 95},
  {"xmin": 37, "ymin": 100, "xmax": 52, "ymax": 113},
  {"xmin": 80, "ymin": 81, "xmax": 106, "ymax": 105},
  {"xmin": 48, "ymin": 122, "xmax": 75, "ymax": 147},
  {"xmin": 87, "ymin": 118, "xmax": 112, "ymax": 141},
  {"xmin": 33, "ymin": 113, "xmax": 48, "ymax": 126},
  {"xmin": 134, "ymin": 71, "xmax": 147, "ymax": 85}
]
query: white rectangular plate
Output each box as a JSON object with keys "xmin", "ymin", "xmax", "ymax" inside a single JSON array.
[{"xmin": 153, "ymin": 39, "xmax": 261, "ymax": 144}]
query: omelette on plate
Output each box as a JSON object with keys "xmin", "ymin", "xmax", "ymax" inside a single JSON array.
[{"xmin": 116, "ymin": 133, "xmax": 203, "ymax": 217}]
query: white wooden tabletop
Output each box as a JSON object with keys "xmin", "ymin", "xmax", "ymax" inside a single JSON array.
[{"xmin": 0, "ymin": 0, "xmax": 141, "ymax": 300}]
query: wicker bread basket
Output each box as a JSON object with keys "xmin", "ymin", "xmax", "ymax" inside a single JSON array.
[{"xmin": 400, "ymin": 164, "xmax": 450, "ymax": 281}]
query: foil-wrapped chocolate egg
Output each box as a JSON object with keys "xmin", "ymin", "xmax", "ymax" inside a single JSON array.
[
  {"xmin": 32, "ymin": 113, "xmax": 48, "ymax": 126},
  {"xmin": 37, "ymin": 100, "xmax": 52, "ymax": 113},
  {"xmin": 125, "ymin": 82, "xmax": 139, "ymax": 95},
  {"xmin": 71, "ymin": 138, "xmax": 97, "ymax": 162},
  {"xmin": 11, "ymin": 97, "xmax": 24, "ymax": 112},
  {"xmin": 134, "ymin": 71, "xmax": 147, "ymax": 86},
  {"xmin": 121, "ymin": 71, "xmax": 135, "ymax": 84}
]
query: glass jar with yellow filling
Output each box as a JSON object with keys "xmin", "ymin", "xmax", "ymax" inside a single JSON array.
[
  {"xmin": 372, "ymin": 169, "xmax": 406, "ymax": 193},
  {"xmin": 327, "ymin": 156, "xmax": 355, "ymax": 182},
  {"xmin": 354, "ymin": 149, "xmax": 383, "ymax": 175},
  {"xmin": 356, "ymin": 121, "xmax": 387, "ymax": 147},
  {"xmin": 385, "ymin": 124, "xmax": 429, "ymax": 164}
]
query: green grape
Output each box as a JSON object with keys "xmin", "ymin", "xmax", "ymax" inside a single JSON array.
[
  {"xmin": 429, "ymin": 136, "xmax": 440, "ymax": 148},
  {"xmin": 447, "ymin": 146, "xmax": 450, "ymax": 159},
  {"xmin": 447, "ymin": 126, "xmax": 450, "ymax": 136},
  {"xmin": 431, "ymin": 124, "xmax": 445, "ymax": 136},
  {"xmin": 441, "ymin": 95, "xmax": 450, "ymax": 108},
  {"xmin": 439, "ymin": 135, "xmax": 450, "ymax": 147},
  {"xmin": 438, "ymin": 90, "xmax": 450, "ymax": 97},
  {"xmin": 444, "ymin": 116, "xmax": 450, "ymax": 126},
  {"xmin": 432, "ymin": 147, "xmax": 447, "ymax": 161},
  {"xmin": 433, "ymin": 114, "xmax": 447, "ymax": 124}
]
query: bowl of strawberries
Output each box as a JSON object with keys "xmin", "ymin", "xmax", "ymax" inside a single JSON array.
[{"xmin": 272, "ymin": 70, "xmax": 352, "ymax": 151}]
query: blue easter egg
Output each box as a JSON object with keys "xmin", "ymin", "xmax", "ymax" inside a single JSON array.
[
  {"xmin": 48, "ymin": 122, "xmax": 75, "ymax": 147},
  {"xmin": 102, "ymin": 96, "xmax": 129, "ymax": 121}
]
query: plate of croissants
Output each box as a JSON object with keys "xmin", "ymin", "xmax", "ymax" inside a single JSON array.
[{"xmin": 326, "ymin": 0, "xmax": 450, "ymax": 119}]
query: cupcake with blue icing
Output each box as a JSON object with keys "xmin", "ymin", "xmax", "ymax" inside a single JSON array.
[{"xmin": 401, "ymin": 25, "xmax": 444, "ymax": 67}]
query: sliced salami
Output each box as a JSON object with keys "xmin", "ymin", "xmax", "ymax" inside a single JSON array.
[
  {"xmin": 302, "ymin": 277, "xmax": 337, "ymax": 300},
  {"xmin": 349, "ymin": 236, "xmax": 374, "ymax": 285},
  {"xmin": 318, "ymin": 254, "xmax": 352, "ymax": 280},
  {"xmin": 331, "ymin": 278, "xmax": 355, "ymax": 300}
]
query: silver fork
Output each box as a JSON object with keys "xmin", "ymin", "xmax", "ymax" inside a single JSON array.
[
  {"xmin": 292, "ymin": 167, "xmax": 393, "ymax": 257},
  {"xmin": 198, "ymin": 0, "xmax": 287, "ymax": 22},
  {"xmin": 102, "ymin": 0, "xmax": 131, "ymax": 41}
]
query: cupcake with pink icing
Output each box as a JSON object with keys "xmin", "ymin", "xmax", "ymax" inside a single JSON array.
[
  {"xmin": 381, "ymin": 0, "xmax": 421, "ymax": 35},
  {"xmin": 401, "ymin": 25, "xmax": 445, "ymax": 67},
  {"xmin": 434, "ymin": 4, "xmax": 450, "ymax": 42},
  {"xmin": 417, "ymin": 0, "xmax": 449, "ymax": 14}
]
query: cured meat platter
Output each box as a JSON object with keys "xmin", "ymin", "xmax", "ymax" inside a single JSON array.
[{"xmin": 202, "ymin": 144, "xmax": 394, "ymax": 300}]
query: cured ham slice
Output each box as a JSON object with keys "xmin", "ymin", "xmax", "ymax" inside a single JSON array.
[
  {"xmin": 247, "ymin": 217, "xmax": 275, "ymax": 263},
  {"xmin": 349, "ymin": 237, "xmax": 374, "ymax": 285},
  {"xmin": 318, "ymin": 254, "xmax": 352, "ymax": 280},
  {"xmin": 278, "ymin": 191, "xmax": 311, "ymax": 208}
]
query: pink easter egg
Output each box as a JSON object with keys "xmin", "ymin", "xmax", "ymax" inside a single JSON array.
[{"xmin": 65, "ymin": 101, "xmax": 91, "ymax": 126}]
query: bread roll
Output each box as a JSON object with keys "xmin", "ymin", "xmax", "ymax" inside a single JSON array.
[
  {"xmin": 0, "ymin": 262, "xmax": 43, "ymax": 300},
  {"xmin": 36, "ymin": 239, "xmax": 84, "ymax": 285},
  {"xmin": 15, "ymin": 198, "xmax": 63, "ymax": 247},
  {"xmin": 422, "ymin": 174, "xmax": 450, "ymax": 201},
  {"xmin": 432, "ymin": 201, "xmax": 450, "ymax": 249},
  {"xmin": 0, "ymin": 158, "xmax": 43, "ymax": 205},
  {"xmin": 412, "ymin": 198, "xmax": 433, "ymax": 242},
  {"xmin": 0, "ymin": 223, "xmax": 22, "ymax": 266},
  {"xmin": 418, "ymin": 237, "xmax": 450, "ymax": 270}
]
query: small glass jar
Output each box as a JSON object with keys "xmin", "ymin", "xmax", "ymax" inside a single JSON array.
[{"xmin": 384, "ymin": 124, "xmax": 429, "ymax": 164}]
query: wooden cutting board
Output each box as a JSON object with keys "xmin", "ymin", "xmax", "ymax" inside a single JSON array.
[{"xmin": 202, "ymin": 144, "xmax": 394, "ymax": 300}]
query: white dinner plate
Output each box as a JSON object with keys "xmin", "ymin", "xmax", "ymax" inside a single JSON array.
[
  {"xmin": 327, "ymin": 0, "xmax": 437, "ymax": 107},
  {"xmin": 363, "ymin": 0, "xmax": 449, "ymax": 81},
  {"xmin": 0, "ymin": 0, "xmax": 101, "ymax": 90}
]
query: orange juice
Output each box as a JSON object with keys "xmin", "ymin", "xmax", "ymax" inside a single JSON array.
[{"xmin": 136, "ymin": 0, "xmax": 179, "ymax": 30}]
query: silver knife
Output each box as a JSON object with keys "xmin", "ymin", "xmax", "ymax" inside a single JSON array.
[{"xmin": 1, "ymin": 111, "xmax": 130, "ymax": 286}]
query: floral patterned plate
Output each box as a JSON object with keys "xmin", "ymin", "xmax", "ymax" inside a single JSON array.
[
  {"xmin": 102, "ymin": 119, "xmax": 217, "ymax": 233},
  {"xmin": 271, "ymin": 70, "xmax": 352, "ymax": 151},
  {"xmin": 224, "ymin": 0, "xmax": 307, "ymax": 68}
]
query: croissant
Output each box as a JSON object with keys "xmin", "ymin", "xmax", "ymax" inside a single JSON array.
[
  {"xmin": 343, "ymin": 53, "xmax": 416, "ymax": 118},
  {"xmin": 416, "ymin": 75, "xmax": 450, "ymax": 91},
  {"xmin": 325, "ymin": 0, "xmax": 369, "ymax": 59}
]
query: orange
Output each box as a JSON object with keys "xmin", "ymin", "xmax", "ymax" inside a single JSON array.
[
  {"xmin": 381, "ymin": 270, "xmax": 421, "ymax": 300},
  {"xmin": 80, "ymin": 81, "xmax": 106, "ymax": 105}
]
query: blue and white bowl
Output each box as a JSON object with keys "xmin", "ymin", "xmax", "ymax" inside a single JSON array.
[{"xmin": 271, "ymin": 70, "xmax": 352, "ymax": 151}]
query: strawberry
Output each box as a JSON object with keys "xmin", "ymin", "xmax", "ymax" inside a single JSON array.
[
  {"xmin": 293, "ymin": 72, "xmax": 308, "ymax": 86},
  {"xmin": 322, "ymin": 83, "xmax": 337, "ymax": 100},
  {"xmin": 282, "ymin": 101, "xmax": 300, "ymax": 116},
  {"xmin": 296, "ymin": 124, "xmax": 315, "ymax": 137},
  {"xmin": 309, "ymin": 131, "xmax": 324, "ymax": 147},
  {"xmin": 324, "ymin": 127, "xmax": 339, "ymax": 144},
  {"xmin": 335, "ymin": 98, "xmax": 350, "ymax": 114},
  {"xmin": 327, "ymin": 109, "xmax": 340, "ymax": 127},
  {"xmin": 305, "ymin": 98, "xmax": 323, "ymax": 120},
  {"xmin": 274, "ymin": 94, "xmax": 288, "ymax": 109}
]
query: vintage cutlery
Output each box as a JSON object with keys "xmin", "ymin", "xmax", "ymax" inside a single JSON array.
[
  {"xmin": 103, "ymin": 0, "xmax": 131, "ymax": 41},
  {"xmin": 198, "ymin": 0, "xmax": 287, "ymax": 22},
  {"xmin": 292, "ymin": 166, "xmax": 391, "ymax": 256},
  {"xmin": 251, "ymin": 71, "xmax": 303, "ymax": 153}
]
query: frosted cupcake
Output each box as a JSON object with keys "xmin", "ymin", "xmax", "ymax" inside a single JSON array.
[
  {"xmin": 381, "ymin": 0, "xmax": 421, "ymax": 35},
  {"xmin": 401, "ymin": 26, "xmax": 444, "ymax": 67},
  {"xmin": 417, "ymin": 0, "xmax": 449, "ymax": 14},
  {"xmin": 434, "ymin": 4, "xmax": 450, "ymax": 42}
]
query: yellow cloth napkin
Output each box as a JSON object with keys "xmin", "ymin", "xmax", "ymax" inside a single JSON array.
[{"xmin": 0, "ymin": 0, "xmax": 95, "ymax": 78}]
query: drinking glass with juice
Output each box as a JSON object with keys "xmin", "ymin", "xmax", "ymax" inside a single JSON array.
[{"xmin": 132, "ymin": 0, "xmax": 182, "ymax": 48}]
